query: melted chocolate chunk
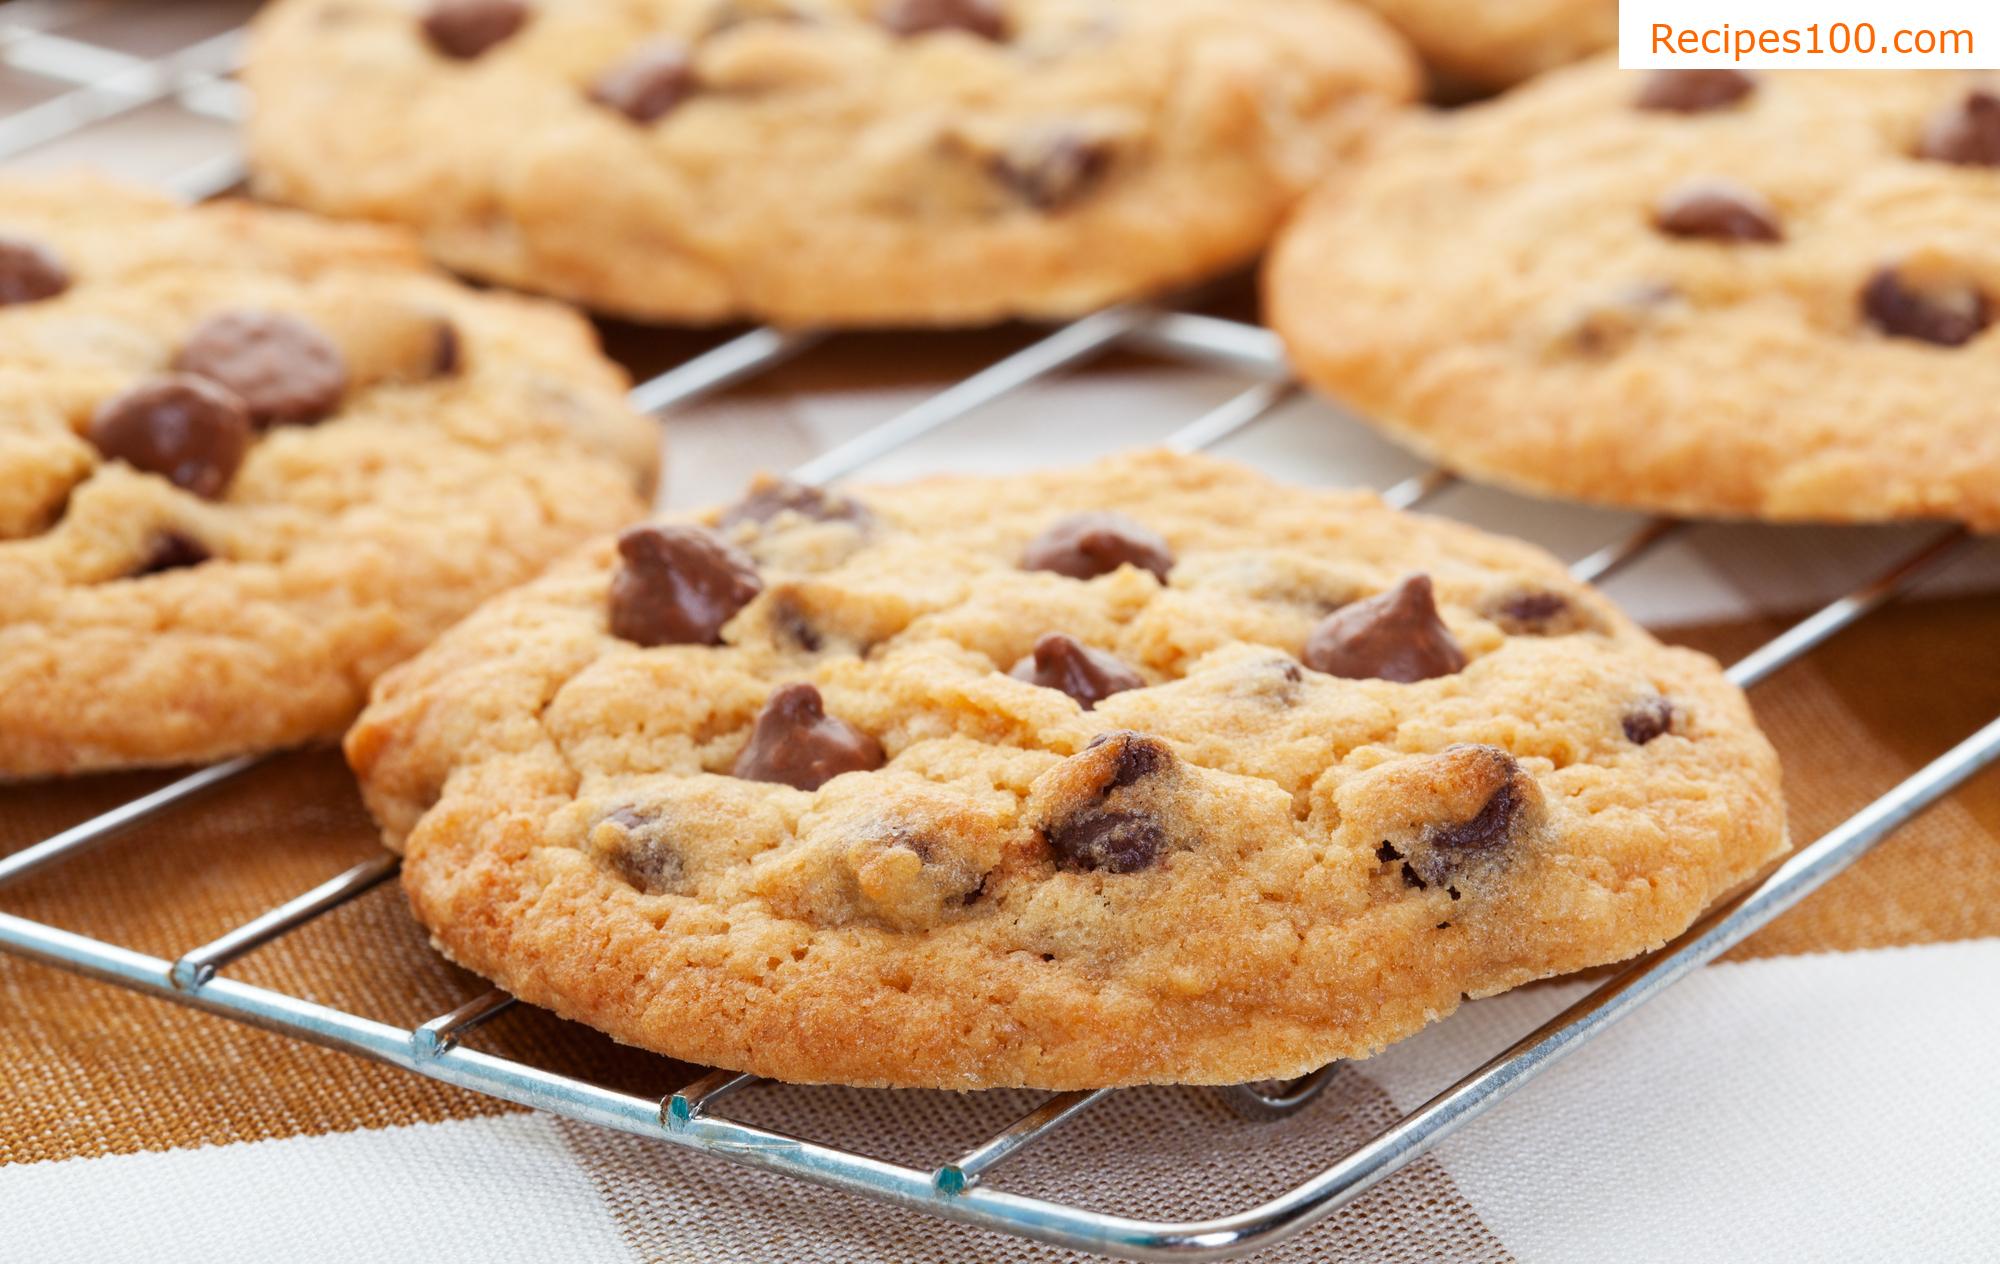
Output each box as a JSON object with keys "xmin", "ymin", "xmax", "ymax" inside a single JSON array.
[
  {"xmin": 1652, "ymin": 179, "xmax": 1783, "ymax": 243},
  {"xmin": 88, "ymin": 374, "xmax": 251, "ymax": 500},
  {"xmin": 877, "ymin": 0, "xmax": 1006, "ymax": 40},
  {"xmin": 0, "ymin": 236, "xmax": 70, "ymax": 306},
  {"xmin": 1047, "ymin": 810, "xmax": 1162, "ymax": 874},
  {"xmin": 1404, "ymin": 747, "xmax": 1531, "ymax": 887},
  {"xmin": 422, "ymin": 0, "xmax": 529, "ymax": 59},
  {"xmin": 1010, "ymin": 633, "xmax": 1143, "ymax": 710},
  {"xmin": 1303, "ymin": 574, "xmax": 1466, "ymax": 683},
  {"xmin": 174, "ymin": 310, "xmax": 348, "ymax": 428},
  {"xmin": 1917, "ymin": 89, "xmax": 2000, "ymax": 167},
  {"xmin": 718, "ymin": 477, "xmax": 872, "ymax": 531},
  {"xmin": 1428, "ymin": 776, "xmax": 1520, "ymax": 855},
  {"xmin": 430, "ymin": 319, "xmax": 463, "ymax": 376},
  {"xmin": 732, "ymin": 683, "xmax": 885, "ymax": 791},
  {"xmin": 589, "ymin": 41, "xmax": 697, "ymax": 124},
  {"xmin": 1021, "ymin": 512, "xmax": 1173, "ymax": 583},
  {"xmin": 1635, "ymin": 69, "xmax": 1757, "ymax": 113},
  {"xmin": 1086, "ymin": 729, "xmax": 1169, "ymax": 790},
  {"xmin": 132, "ymin": 531, "xmax": 212, "ymax": 576},
  {"xmin": 609, "ymin": 523, "xmax": 763, "ymax": 646},
  {"xmin": 1862, "ymin": 266, "xmax": 1991, "ymax": 347},
  {"xmin": 1622, "ymin": 696, "xmax": 1676, "ymax": 745},
  {"xmin": 992, "ymin": 133, "xmax": 1112, "ymax": 211},
  {"xmin": 1492, "ymin": 590, "xmax": 1569, "ymax": 634},
  {"xmin": 599, "ymin": 806, "xmax": 685, "ymax": 894}
]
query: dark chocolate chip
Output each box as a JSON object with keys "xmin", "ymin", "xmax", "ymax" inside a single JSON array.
[
  {"xmin": 1427, "ymin": 767, "xmax": 1521, "ymax": 857},
  {"xmin": 599, "ymin": 806, "xmax": 686, "ymax": 893},
  {"xmin": 770, "ymin": 596, "xmax": 823, "ymax": 652},
  {"xmin": 1492, "ymin": 590, "xmax": 1570, "ymax": 634},
  {"xmin": 1009, "ymin": 633, "xmax": 1143, "ymax": 710},
  {"xmin": 588, "ymin": 41, "xmax": 697, "ymax": 124},
  {"xmin": 1022, "ymin": 512, "xmax": 1173, "ymax": 583},
  {"xmin": 88, "ymin": 374, "xmax": 251, "ymax": 500},
  {"xmin": 1652, "ymin": 179, "xmax": 1782, "ymax": 243},
  {"xmin": 718, "ymin": 477, "xmax": 872, "ymax": 531},
  {"xmin": 731, "ymin": 682, "xmax": 885, "ymax": 791},
  {"xmin": 1862, "ymin": 265, "xmax": 1991, "ymax": 347},
  {"xmin": 1085, "ymin": 729, "xmax": 1169, "ymax": 790},
  {"xmin": 1917, "ymin": 89, "xmax": 2000, "ymax": 167},
  {"xmin": 1635, "ymin": 69, "xmax": 1757, "ymax": 113},
  {"xmin": 1375, "ymin": 840, "xmax": 1402, "ymax": 862},
  {"xmin": 1400, "ymin": 862, "xmax": 1426, "ymax": 890},
  {"xmin": 992, "ymin": 132, "xmax": 1113, "ymax": 211},
  {"xmin": 609, "ymin": 523, "xmax": 763, "ymax": 646},
  {"xmin": 877, "ymin": 0, "xmax": 1005, "ymax": 40},
  {"xmin": 1303, "ymin": 574, "xmax": 1466, "ymax": 684},
  {"xmin": 421, "ymin": 0, "xmax": 529, "ymax": 59},
  {"xmin": 174, "ymin": 310, "xmax": 347, "ymax": 428},
  {"xmin": 1047, "ymin": 810, "xmax": 1162, "ymax": 874},
  {"xmin": 431, "ymin": 320, "xmax": 463, "ymax": 376},
  {"xmin": 1623, "ymin": 696, "xmax": 1676, "ymax": 745},
  {"xmin": 0, "ymin": 236, "xmax": 70, "ymax": 306},
  {"xmin": 132, "ymin": 530, "xmax": 212, "ymax": 576}
]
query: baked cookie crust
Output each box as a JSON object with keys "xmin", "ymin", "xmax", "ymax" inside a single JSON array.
[
  {"xmin": 244, "ymin": 0, "xmax": 1417, "ymax": 325},
  {"xmin": 349, "ymin": 450, "xmax": 1785, "ymax": 1090},
  {"xmin": 1268, "ymin": 63, "xmax": 2000, "ymax": 531},
  {"xmin": 1354, "ymin": 0, "xmax": 1615, "ymax": 91},
  {"xmin": 0, "ymin": 177, "xmax": 659, "ymax": 778}
]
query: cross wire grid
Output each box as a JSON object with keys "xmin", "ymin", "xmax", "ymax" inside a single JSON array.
[{"xmin": 3, "ymin": 8, "xmax": 1999, "ymax": 1261}]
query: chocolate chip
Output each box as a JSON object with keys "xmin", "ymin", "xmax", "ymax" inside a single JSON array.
[
  {"xmin": 1375, "ymin": 840, "xmax": 1402, "ymax": 862},
  {"xmin": 598, "ymin": 806, "xmax": 685, "ymax": 893},
  {"xmin": 1086, "ymin": 729, "xmax": 1169, "ymax": 790},
  {"xmin": 174, "ymin": 311, "xmax": 347, "ymax": 428},
  {"xmin": 877, "ymin": 0, "xmax": 1006, "ymax": 40},
  {"xmin": 1623, "ymin": 696, "xmax": 1676, "ymax": 745},
  {"xmin": 0, "ymin": 236, "xmax": 70, "ymax": 306},
  {"xmin": 431, "ymin": 320, "xmax": 462, "ymax": 376},
  {"xmin": 1022, "ymin": 512, "xmax": 1172, "ymax": 583},
  {"xmin": 718, "ymin": 477, "xmax": 872, "ymax": 532},
  {"xmin": 588, "ymin": 41, "xmax": 696, "ymax": 124},
  {"xmin": 1917, "ymin": 89, "xmax": 2000, "ymax": 167},
  {"xmin": 1303, "ymin": 574, "xmax": 1466, "ymax": 683},
  {"xmin": 421, "ymin": 0, "xmax": 528, "ymax": 59},
  {"xmin": 1400, "ymin": 862, "xmax": 1426, "ymax": 890},
  {"xmin": 1047, "ymin": 810, "xmax": 1162, "ymax": 874},
  {"xmin": 609, "ymin": 523, "xmax": 763, "ymax": 646},
  {"xmin": 992, "ymin": 133, "xmax": 1113, "ymax": 211},
  {"xmin": 132, "ymin": 531, "xmax": 212, "ymax": 576},
  {"xmin": 88, "ymin": 374, "xmax": 251, "ymax": 500},
  {"xmin": 1427, "ymin": 773, "xmax": 1521, "ymax": 856},
  {"xmin": 1490, "ymin": 590, "xmax": 1571, "ymax": 636},
  {"xmin": 1010, "ymin": 633, "xmax": 1143, "ymax": 710},
  {"xmin": 1652, "ymin": 179, "xmax": 1782, "ymax": 243},
  {"xmin": 1635, "ymin": 69, "xmax": 1756, "ymax": 113},
  {"xmin": 731, "ymin": 683, "xmax": 884, "ymax": 791},
  {"xmin": 1862, "ymin": 266, "xmax": 1991, "ymax": 347},
  {"xmin": 769, "ymin": 596, "xmax": 823, "ymax": 652}
]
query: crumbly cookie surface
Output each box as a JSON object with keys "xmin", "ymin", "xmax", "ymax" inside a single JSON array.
[
  {"xmin": 348, "ymin": 450, "xmax": 1784, "ymax": 1090},
  {"xmin": 1268, "ymin": 63, "xmax": 2000, "ymax": 530},
  {"xmin": 1353, "ymin": 0, "xmax": 1614, "ymax": 91},
  {"xmin": 245, "ymin": 0, "xmax": 1417, "ymax": 325},
  {"xmin": 0, "ymin": 177, "xmax": 658, "ymax": 778}
]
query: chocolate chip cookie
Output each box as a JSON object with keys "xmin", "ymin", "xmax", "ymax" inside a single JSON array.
[
  {"xmin": 0, "ymin": 176, "xmax": 659, "ymax": 778},
  {"xmin": 244, "ymin": 0, "xmax": 1417, "ymax": 325},
  {"xmin": 347, "ymin": 450, "xmax": 1784, "ymax": 1089},
  {"xmin": 1268, "ymin": 63, "xmax": 2000, "ymax": 530},
  {"xmin": 1353, "ymin": 0, "xmax": 1615, "ymax": 91}
]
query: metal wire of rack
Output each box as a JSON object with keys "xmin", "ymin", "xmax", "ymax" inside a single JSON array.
[{"xmin": 2, "ymin": 8, "xmax": 1998, "ymax": 1261}]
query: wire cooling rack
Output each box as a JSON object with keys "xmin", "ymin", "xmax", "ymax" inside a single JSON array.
[{"xmin": 3, "ymin": 6, "xmax": 1999, "ymax": 1260}]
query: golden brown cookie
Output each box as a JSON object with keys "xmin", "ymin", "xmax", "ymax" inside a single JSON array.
[
  {"xmin": 1354, "ymin": 0, "xmax": 1615, "ymax": 91},
  {"xmin": 0, "ymin": 177, "xmax": 659, "ymax": 778},
  {"xmin": 348, "ymin": 450, "xmax": 1785, "ymax": 1089},
  {"xmin": 1269, "ymin": 63, "xmax": 2000, "ymax": 531},
  {"xmin": 244, "ymin": 0, "xmax": 1418, "ymax": 325}
]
